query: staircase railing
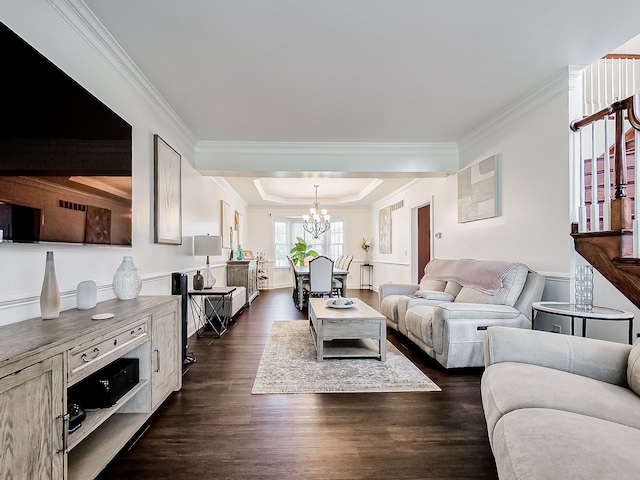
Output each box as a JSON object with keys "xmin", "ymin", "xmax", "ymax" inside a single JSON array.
[
  {"xmin": 570, "ymin": 94, "xmax": 640, "ymax": 254},
  {"xmin": 583, "ymin": 55, "xmax": 640, "ymax": 116}
]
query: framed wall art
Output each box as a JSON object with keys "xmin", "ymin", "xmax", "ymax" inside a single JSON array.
[
  {"xmin": 379, "ymin": 206, "xmax": 392, "ymax": 253},
  {"xmin": 221, "ymin": 200, "xmax": 231, "ymax": 248},
  {"xmin": 154, "ymin": 134, "xmax": 182, "ymax": 244},
  {"xmin": 457, "ymin": 155, "xmax": 499, "ymax": 223},
  {"xmin": 235, "ymin": 211, "xmax": 244, "ymax": 246}
]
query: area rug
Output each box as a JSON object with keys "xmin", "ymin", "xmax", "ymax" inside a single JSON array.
[{"xmin": 251, "ymin": 320, "xmax": 441, "ymax": 394}]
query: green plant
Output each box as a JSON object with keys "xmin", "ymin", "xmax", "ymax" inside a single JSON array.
[{"xmin": 289, "ymin": 237, "xmax": 318, "ymax": 266}]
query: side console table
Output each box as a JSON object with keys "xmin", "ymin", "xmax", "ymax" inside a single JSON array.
[
  {"xmin": 226, "ymin": 260, "xmax": 259, "ymax": 306},
  {"xmin": 532, "ymin": 301, "xmax": 634, "ymax": 344},
  {"xmin": 360, "ymin": 264, "xmax": 373, "ymax": 290},
  {"xmin": 188, "ymin": 287, "xmax": 237, "ymax": 337},
  {"xmin": 0, "ymin": 296, "xmax": 181, "ymax": 480}
]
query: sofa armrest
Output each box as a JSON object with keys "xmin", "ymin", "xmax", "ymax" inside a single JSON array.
[
  {"xmin": 430, "ymin": 303, "xmax": 527, "ymax": 358},
  {"xmin": 378, "ymin": 283, "xmax": 419, "ymax": 300},
  {"xmin": 484, "ymin": 326, "xmax": 631, "ymax": 387},
  {"xmin": 435, "ymin": 302, "xmax": 522, "ymax": 320}
]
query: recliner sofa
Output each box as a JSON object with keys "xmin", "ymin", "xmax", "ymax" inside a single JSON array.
[
  {"xmin": 482, "ymin": 326, "xmax": 640, "ymax": 479},
  {"xmin": 379, "ymin": 258, "xmax": 545, "ymax": 368}
]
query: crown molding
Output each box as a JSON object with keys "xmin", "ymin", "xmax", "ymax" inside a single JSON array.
[
  {"xmin": 49, "ymin": 0, "xmax": 197, "ymax": 149},
  {"xmin": 371, "ymin": 178, "xmax": 423, "ymax": 209},
  {"xmin": 568, "ymin": 65, "xmax": 588, "ymax": 91},
  {"xmin": 196, "ymin": 141, "xmax": 457, "ymax": 156},
  {"xmin": 458, "ymin": 67, "xmax": 575, "ymax": 153},
  {"xmin": 195, "ymin": 141, "xmax": 459, "ymax": 176}
]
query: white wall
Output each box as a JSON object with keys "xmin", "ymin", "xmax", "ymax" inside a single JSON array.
[
  {"xmin": 368, "ymin": 72, "xmax": 574, "ymax": 282},
  {"xmin": 246, "ymin": 205, "xmax": 370, "ymax": 289},
  {"xmin": 0, "ymin": 2, "xmax": 245, "ymax": 326},
  {"xmin": 366, "ymin": 69, "xmax": 640, "ymax": 343}
]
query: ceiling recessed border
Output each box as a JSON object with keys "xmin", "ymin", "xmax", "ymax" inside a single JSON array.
[
  {"xmin": 195, "ymin": 141, "xmax": 458, "ymax": 177},
  {"xmin": 252, "ymin": 178, "xmax": 385, "ymax": 205}
]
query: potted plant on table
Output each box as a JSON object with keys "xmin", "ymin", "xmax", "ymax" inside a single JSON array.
[{"xmin": 289, "ymin": 237, "xmax": 318, "ymax": 266}]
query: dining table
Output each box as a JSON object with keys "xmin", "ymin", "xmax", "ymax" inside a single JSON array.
[{"xmin": 293, "ymin": 265, "xmax": 349, "ymax": 309}]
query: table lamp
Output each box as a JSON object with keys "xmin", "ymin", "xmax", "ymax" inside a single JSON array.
[{"xmin": 194, "ymin": 234, "xmax": 222, "ymax": 288}]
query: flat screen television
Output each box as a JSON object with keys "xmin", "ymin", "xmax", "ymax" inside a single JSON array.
[{"xmin": 0, "ymin": 21, "xmax": 133, "ymax": 246}]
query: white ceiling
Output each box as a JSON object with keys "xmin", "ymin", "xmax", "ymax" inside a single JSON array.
[{"xmin": 83, "ymin": 0, "xmax": 640, "ymax": 206}]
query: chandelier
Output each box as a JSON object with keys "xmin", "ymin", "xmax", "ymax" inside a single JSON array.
[{"xmin": 303, "ymin": 185, "xmax": 331, "ymax": 239}]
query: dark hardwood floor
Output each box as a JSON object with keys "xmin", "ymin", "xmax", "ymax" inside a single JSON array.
[{"xmin": 97, "ymin": 288, "xmax": 498, "ymax": 480}]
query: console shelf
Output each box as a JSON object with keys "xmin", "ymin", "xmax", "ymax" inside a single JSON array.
[
  {"xmin": 0, "ymin": 296, "xmax": 181, "ymax": 480},
  {"xmin": 68, "ymin": 379, "xmax": 149, "ymax": 450},
  {"xmin": 68, "ymin": 412, "xmax": 149, "ymax": 480}
]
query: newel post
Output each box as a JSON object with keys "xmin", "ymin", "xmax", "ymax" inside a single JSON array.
[{"xmin": 611, "ymin": 104, "xmax": 632, "ymax": 231}]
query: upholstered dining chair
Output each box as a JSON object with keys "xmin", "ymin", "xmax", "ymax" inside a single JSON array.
[
  {"xmin": 305, "ymin": 255, "xmax": 334, "ymax": 299},
  {"xmin": 287, "ymin": 255, "xmax": 304, "ymax": 309},
  {"xmin": 332, "ymin": 254, "xmax": 353, "ymax": 295}
]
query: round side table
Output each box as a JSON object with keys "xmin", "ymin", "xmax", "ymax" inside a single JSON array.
[{"xmin": 532, "ymin": 301, "xmax": 634, "ymax": 344}]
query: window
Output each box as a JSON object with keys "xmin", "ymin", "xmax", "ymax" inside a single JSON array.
[
  {"xmin": 274, "ymin": 219, "xmax": 289, "ymax": 268},
  {"xmin": 274, "ymin": 217, "xmax": 345, "ymax": 267}
]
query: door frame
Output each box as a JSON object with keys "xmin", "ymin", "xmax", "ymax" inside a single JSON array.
[{"xmin": 411, "ymin": 196, "xmax": 435, "ymax": 283}]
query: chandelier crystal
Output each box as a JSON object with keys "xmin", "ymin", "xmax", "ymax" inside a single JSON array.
[{"xmin": 302, "ymin": 185, "xmax": 330, "ymax": 239}]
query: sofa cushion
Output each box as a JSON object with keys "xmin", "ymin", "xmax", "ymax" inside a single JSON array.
[
  {"xmin": 482, "ymin": 361, "xmax": 640, "ymax": 442},
  {"xmin": 380, "ymin": 295, "xmax": 400, "ymax": 326},
  {"xmin": 416, "ymin": 277, "xmax": 461, "ymax": 298},
  {"xmin": 414, "ymin": 290, "xmax": 455, "ymax": 301},
  {"xmin": 419, "ymin": 278, "xmax": 447, "ymax": 291},
  {"xmin": 455, "ymin": 263, "xmax": 529, "ymax": 307},
  {"xmin": 493, "ymin": 408, "xmax": 640, "ymax": 480},
  {"xmin": 444, "ymin": 281, "xmax": 462, "ymax": 298},
  {"xmin": 405, "ymin": 306, "xmax": 434, "ymax": 347},
  {"xmin": 628, "ymin": 339, "xmax": 640, "ymax": 396}
]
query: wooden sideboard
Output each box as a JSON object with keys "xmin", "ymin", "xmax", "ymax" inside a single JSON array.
[
  {"xmin": 226, "ymin": 259, "xmax": 259, "ymax": 306},
  {"xmin": 0, "ymin": 295, "xmax": 181, "ymax": 480}
]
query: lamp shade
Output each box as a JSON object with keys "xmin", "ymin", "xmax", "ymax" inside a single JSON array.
[{"xmin": 193, "ymin": 235, "xmax": 222, "ymax": 256}]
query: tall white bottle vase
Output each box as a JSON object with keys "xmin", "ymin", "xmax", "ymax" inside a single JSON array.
[
  {"xmin": 40, "ymin": 251, "xmax": 61, "ymax": 319},
  {"xmin": 113, "ymin": 256, "xmax": 142, "ymax": 300}
]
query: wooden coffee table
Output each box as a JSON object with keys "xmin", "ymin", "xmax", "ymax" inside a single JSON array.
[{"xmin": 308, "ymin": 298, "xmax": 386, "ymax": 361}]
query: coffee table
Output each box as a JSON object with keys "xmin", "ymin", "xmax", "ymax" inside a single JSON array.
[{"xmin": 308, "ymin": 298, "xmax": 386, "ymax": 361}]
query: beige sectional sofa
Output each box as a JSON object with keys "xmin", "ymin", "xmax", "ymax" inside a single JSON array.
[
  {"xmin": 379, "ymin": 259, "xmax": 545, "ymax": 368},
  {"xmin": 482, "ymin": 326, "xmax": 640, "ymax": 479}
]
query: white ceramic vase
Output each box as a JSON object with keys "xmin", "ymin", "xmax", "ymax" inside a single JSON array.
[
  {"xmin": 113, "ymin": 256, "xmax": 142, "ymax": 300},
  {"xmin": 40, "ymin": 251, "xmax": 60, "ymax": 319}
]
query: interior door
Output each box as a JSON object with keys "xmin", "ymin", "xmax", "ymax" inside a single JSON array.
[{"xmin": 417, "ymin": 204, "xmax": 431, "ymax": 278}]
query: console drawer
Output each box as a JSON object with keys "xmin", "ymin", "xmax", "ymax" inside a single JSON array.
[{"xmin": 68, "ymin": 318, "xmax": 149, "ymax": 384}]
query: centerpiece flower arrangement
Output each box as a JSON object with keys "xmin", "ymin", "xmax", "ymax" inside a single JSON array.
[{"xmin": 361, "ymin": 237, "xmax": 372, "ymax": 265}]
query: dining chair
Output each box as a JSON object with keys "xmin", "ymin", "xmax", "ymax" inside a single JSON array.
[
  {"xmin": 287, "ymin": 255, "xmax": 304, "ymax": 309},
  {"xmin": 332, "ymin": 254, "xmax": 353, "ymax": 295},
  {"xmin": 305, "ymin": 255, "xmax": 334, "ymax": 299}
]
